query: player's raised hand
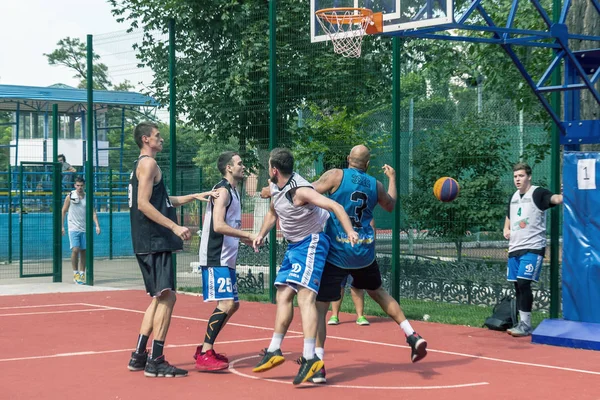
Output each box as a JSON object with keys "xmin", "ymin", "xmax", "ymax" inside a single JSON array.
[
  {"xmin": 382, "ymin": 164, "xmax": 395, "ymax": 179},
  {"xmin": 193, "ymin": 190, "xmax": 219, "ymax": 202}
]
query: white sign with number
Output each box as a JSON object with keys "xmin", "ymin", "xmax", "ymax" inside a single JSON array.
[{"xmin": 577, "ymin": 159, "xmax": 597, "ymax": 190}]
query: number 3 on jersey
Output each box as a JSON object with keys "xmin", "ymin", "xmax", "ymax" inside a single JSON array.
[{"xmin": 350, "ymin": 191, "xmax": 368, "ymax": 228}]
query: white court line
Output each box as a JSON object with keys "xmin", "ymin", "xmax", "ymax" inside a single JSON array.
[
  {"xmin": 9, "ymin": 301, "xmax": 600, "ymax": 377},
  {"xmin": 229, "ymin": 353, "xmax": 490, "ymax": 390},
  {"xmin": 0, "ymin": 303, "xmax": 84, "ymax": 310},
  {"xmin": 0, "ymin": 336, "xmax": 302, "ymax": 363},
  {"xmin": 0, "ymin": 309, "xmax": 106, "ymax": 317}
]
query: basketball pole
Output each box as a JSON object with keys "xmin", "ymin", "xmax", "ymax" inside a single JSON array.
[
  {"xmin": 268, "ymin": 0, "xmax": 278, "ymax": 304},
  {"xmin": 391, "ymin": 37, "xmax": 402, "ymax": 302}
]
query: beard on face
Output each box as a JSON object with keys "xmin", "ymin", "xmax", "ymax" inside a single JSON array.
[{"xmin": 270, "ymin": 175, "xmax": 278, "ymax": 185}]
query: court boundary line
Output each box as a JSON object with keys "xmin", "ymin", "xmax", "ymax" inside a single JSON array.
[{"xmin": 5, "ymin": 301, "xmax": 600, "ymax": 377}]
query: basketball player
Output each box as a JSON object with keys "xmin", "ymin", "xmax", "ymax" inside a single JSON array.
[
  {"xmin": 309, "ymin": 145, "xmax": 427, "ymax": 384},
  {"xmin": 127, "ymin": 122, "xmax": 217, "ymax": 377},
  {"xmin": 503, "ymin": 162, "xmax": 562, "ymax": 337},
  {"xmin": 193, "ymin": 151, "xmax": 256, "ymax": 371},
  {"xmin": 251, "ymin": 148, "xmax": 359, "ymax": 385}
]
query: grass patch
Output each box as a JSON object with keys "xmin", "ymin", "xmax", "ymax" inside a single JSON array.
[{"xmin": 180, "ymin": 286, "xmax": 550, "ymax": 329}]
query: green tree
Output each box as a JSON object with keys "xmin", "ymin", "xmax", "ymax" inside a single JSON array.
[{"xmin": 403, "ymin": 114, "xmax": 512, "ymax": 260}]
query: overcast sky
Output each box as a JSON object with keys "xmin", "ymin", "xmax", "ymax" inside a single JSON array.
[{"xmin": 0, "ymin": 0, "xmax": 126, "ymax": 87}]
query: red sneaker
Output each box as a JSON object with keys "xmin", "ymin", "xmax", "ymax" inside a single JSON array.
[
  {"xmin": 195, "ymin": 349, "xmax": 229, "ymax": 371},
  {"xmin": 193, "ymin": 345, "xmax": 229, "ymax": 363}
]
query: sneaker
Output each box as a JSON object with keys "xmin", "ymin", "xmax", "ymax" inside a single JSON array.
[
  {"xmin": 510, "ymin": 321, "xmax": 532, "ymax": 337},
  {"xmin": 506, "ymin": 324, "xmax": 519, "ymax": 335},
  {"xmin": 144, "ymin": 355, "xmax": 188, "ymax": 377},
  {"xmin": 128, "ymin": 350, "xmax": 148, "ymax": 371},
  {"xmin": 193, "ymin": 345, "xmax": 229, "ymax": 363},
  {"xmin": 293, "ymin": 356, "xmax": 324, "ymax": 385},
  {"xmin": 195, "ymin": 349, "xmax": 229, "ymax": 371},
  {"xmin": 309, "ymin": 365, "xmax": 327, "ymax": 384},
  {"xmin": 252, "ymin": 348, "xmax": 285, "ymax": 372},
  {"xmin": 356, "ymin": 316, "xmax": 370, "ymax": 326},
  {"xmin": 73, "ymin": 272, "xmax": 80, "ymax": 284},
  {"xmin": 327, "ymin": 316, "xmax": 340, "ymax": 325},
  {"xmin": 406, "ymin": 332, "xmax": 428, "ymax": 363}
]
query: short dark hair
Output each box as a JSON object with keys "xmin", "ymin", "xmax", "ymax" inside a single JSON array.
[
  {"xmin": 74, "ymin": 176, "xmax": 85, "ymax": 184},
  {"xmin": 513, "ymin": 162, "xmax": 532, "ymax": 176},
  {"xmin": 269, "ymin": 148, "xmax": 294, "ymax": 175},
  {"xmin": 134, "ymin": 122, "xmax": 159, "ymax": 149},
  {"xmin": 58, "ymin": 154, "xmax": 66, "ymax": 162},
  {"xmin": 217, "ymin": 151, "xmax": 239, "ymax": 176}
]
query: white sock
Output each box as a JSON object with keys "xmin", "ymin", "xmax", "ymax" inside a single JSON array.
[
  {"xmin": 267, "ymin": 333, "xmax": 284, "ymax": 352},
  {"xmin": 400, "ymin": 320, "xmax": 415, "ymax": 336},
  {"xmin": 315, "ymin": 347, "xmax": 325, "ymax": 360},
  {"xmin": 519, "ymin": 311, "xmax": 532, "ymax": 327},
  {"xmin": 303, "ymin": 338, "xmax": 316, "ymax": 359}
]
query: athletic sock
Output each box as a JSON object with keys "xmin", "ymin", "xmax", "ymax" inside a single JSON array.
[
  {"xmin": 151, "ymin": 340, "xmax": 165, "ymax": 360},
  {"xmin": 303, "ymin": 338, "xmax": 316, "ymax": 360},
  {"xmin": 519, "ymin": 311, "xmax": 532, "ymax": 327},
  {"xmin": 400, "ymin": 320, "xmax": 415, "ymax": 336},
  {"xmin": 315, "ymin": 347, "xmax": 325, "ymax": 361},
  {"xmin": 267, "ymin": 333, "xmax": 284, "ymax": 352},
  {"xmin": 135, "ymin": 334, "xmax": 149, "ymax": 354}
]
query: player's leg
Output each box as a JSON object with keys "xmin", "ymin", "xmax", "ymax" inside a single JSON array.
[
  {"xmin": 510, "ymin": 253, "xmax": 542, "ymax": 337},
  {"xmin": 195, "ymin": 266, "xmax": 236, "ymax": 370},
  {"xmin": 506, "ymin": 256, "xmax": 520, "ymax": 334},
  {"xmin": 350, "ymin": 280, "xmax": 369, "ymax": 325},
  {"xmin": 78, "ymin": 249, "xmax": 86, "ymax": 284},
  {"xmin": 252, "ymin": 284, "xmax": 294, "ymax": 372},
  {"xmin": 356, "ymin": 260, "xmax": 427, "ymax": 363},
  {"xmin": 142, "ymin": 252, "xmax": 187, "ymax": 377},
  {"xmin": 68, "ymin": 231, "xmax": 80, "ymax": 283},
  {"xmin": 328, "ymin": 276, "xmax": 347, "ymax": 325}
]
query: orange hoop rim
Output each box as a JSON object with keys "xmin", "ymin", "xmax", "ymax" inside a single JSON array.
[{"xmin": 315, "ymin": 7, "xmax": 374, "ymax": 25}]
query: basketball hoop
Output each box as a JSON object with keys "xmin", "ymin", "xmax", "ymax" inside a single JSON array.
[{"xmin": 315, "ymin": 7, "xmax": 383, "ymax": 58}]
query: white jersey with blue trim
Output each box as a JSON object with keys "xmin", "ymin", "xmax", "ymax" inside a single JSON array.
[
  {"xmin": 325, "ymin": 168, "xmax": 378, "ymax": 268},
  {"xmin": 509, "ymin": 185, "xmax": 546, "ymax": 252},
  {"xmin": 271, "ymin": 173, "xmax": 329, "ymax": 243},
  {"xmin": 199, "ymin": 179, "xmax": 242, "ymax": 269}
]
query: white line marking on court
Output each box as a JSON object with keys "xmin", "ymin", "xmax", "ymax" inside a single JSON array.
[
  {"xmin": 228, "ymin": 353, "xmax": 489, "ymax": 390},
  {"xmin": 0, "ymin": 309, "xmax": 106, "ymax": 317},
  {"xmin": 26, "ymin": 302, "xmax": 600, "ymax": 377},
  {"xmin": 0, "ymin": 303, "xmax": 84, "ymax": 310},
  {"xmin": 0, "ymin": 336, "xmax": 303, "ymax": 363}
]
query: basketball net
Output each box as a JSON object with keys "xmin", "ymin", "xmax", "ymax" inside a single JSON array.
[{"xmin": 315, "ymin": 8, "xmax": 375, "ymax": 58}]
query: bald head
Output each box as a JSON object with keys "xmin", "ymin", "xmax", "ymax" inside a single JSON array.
[{"xmin": 347, "ymin": 145, "xmax": 370, "ymax": 171}]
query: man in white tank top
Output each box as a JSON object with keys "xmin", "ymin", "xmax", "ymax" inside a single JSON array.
[
  {"xmin": 250, "ymin": 148, "xmax": 358, "ymax": 385},
  {"xmin": 194, "ymin": 152, "xmax": 256, "ymax": 371},
  {"xmin": 61, "ymin": 176, "xmax": 100, "ymax": 285},
  {"xmin": 503, "ymin": 162, "xmax": 562, "ymax": 337}
]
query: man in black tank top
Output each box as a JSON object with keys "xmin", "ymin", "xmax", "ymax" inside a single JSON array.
[{"xmin": 127, "ymin": 122, "xmax": 217, "ymax": 378}]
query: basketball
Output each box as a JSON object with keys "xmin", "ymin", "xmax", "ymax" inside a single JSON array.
[{"xmin": 433, "ymin": 177, "xmax": 460, "ymax": 202}]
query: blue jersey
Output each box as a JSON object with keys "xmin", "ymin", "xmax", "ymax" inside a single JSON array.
[{"xmin": 325, "ymin": 168, "xmax": 378, "ymax": 269}]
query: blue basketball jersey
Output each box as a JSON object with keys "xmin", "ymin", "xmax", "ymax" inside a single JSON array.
[{"xmin": 325, "ymin": 168, "xmax": 378, "ymax": 269}]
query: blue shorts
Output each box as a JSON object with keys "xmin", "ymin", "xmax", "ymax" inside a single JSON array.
[
  {"xmin": 202, "ymin": 266, "xmax": 239, "ymax": 302},
  {"xmin": 507, "ymin": 253, "xmax": 543, "ymax": 282},
  {"xmin": 275, "ymin": 233, "xmax": 330, "ymax": 293},
  {"xmin": 69, "ymin": 231, "xmax": 86, "ymax": 250}
]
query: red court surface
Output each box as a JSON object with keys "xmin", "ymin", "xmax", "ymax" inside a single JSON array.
[{"xmin": 1, "ymin": 289, "xmax": 600, "ymax": 400}]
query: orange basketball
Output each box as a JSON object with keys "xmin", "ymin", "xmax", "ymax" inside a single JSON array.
[{"xmin": 433, "ymin": 177, "xmax": 460, "ymax": 202}]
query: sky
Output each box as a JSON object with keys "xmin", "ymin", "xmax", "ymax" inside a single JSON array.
[{"xmin": 0, "ymin": 0, "xmax": 127, "ymax": 88}]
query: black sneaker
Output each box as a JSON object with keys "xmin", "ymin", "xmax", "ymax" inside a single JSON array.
[
  {"xmin": 308, "ymin": 365, "xmax": 326, "ymax": 384},
  {"xmin": 252, "ymin": 348, "xmax": 285, "ymax": 372},
  {"xmin": 293, "ymin": 356, "xmax": 324, "ymax": 385},
  {"xmin": 128, "ymin": 350, "xmax": 148, "ymax": 371},
  {"xmin": 406, "ymin": 332, "xmax": 427, "ymax": 363},
  {"xmin": 144, "ymin": 355, "xmax": 188, "ymax": 377}
]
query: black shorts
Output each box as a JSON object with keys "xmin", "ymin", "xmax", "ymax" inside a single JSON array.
[
  {"xmin": 136, "ymin": 252, "xmax": 175, "ymax": 297},
  {"xmin": 316, "ymin": 260, "xmax": 382, "ymax": 302}
]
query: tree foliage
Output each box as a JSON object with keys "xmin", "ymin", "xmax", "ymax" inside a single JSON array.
[{"xmin": 403, "ymin": 114, "xmax": 512, "ymax": 259}]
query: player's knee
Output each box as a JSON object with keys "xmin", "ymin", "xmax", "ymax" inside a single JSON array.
[
  {"xmin": 366, "ymin": 287, "xmax": 385, "ymax": 302},
  {"xmin": 157, "ymin": 289, "xmax": 176, "ymax": 306},
  {"xmin": 218, "ymin": 299, "xmax": 237, "ymax": 314}
]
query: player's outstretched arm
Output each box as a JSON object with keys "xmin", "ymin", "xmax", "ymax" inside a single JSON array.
[
  {"xmin": 311, "ymin": 169, "xmax": 342, "ymax": 195},
  {"xmin": 253, "ymin": 203, "xmax": 278, "ymax": 251},
  {"xmin": 293, "ymin": 187, "xmax": 358, "ymax": 246},
  {"xmin": 169, "ymin": 190, "xmax": 219, "ymax": 207},
  {"xmin": 212, "ymin": 187, "xmax": 256, "ymax": 242}
]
